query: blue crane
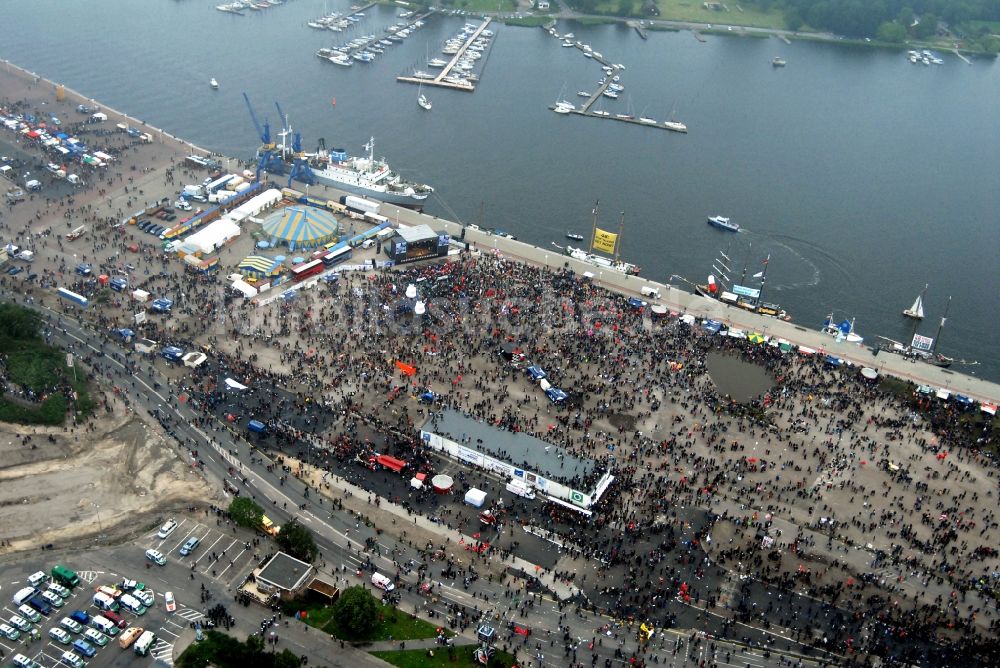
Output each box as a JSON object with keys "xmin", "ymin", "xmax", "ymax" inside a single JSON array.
[
  {"xmin": 273, "ymin": 100, "xmax": 314, "ymax": 187},
  {"xmin": 242, "ymin": 92, "xmax": 284, "ymax": 181}
]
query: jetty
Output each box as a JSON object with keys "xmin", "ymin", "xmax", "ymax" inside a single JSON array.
[
  {"xmin": 396, "ymin": 17, "xmax": 492, "ymax": 92},
  {"xmin": 952, "ymin": 48, "xmax": 972, "ymax": 64},
  {"xmin": 627, "ymin": 21, "xmax": 648, "ymax": 40},
  {"xmin": 551, "ymin": 67, "xmax": 688, "ymax": 133}
]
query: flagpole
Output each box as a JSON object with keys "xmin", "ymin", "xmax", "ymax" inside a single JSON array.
[
  {"xmin": 615, "ymin": 211, "xmax": 624, "ymax": 263},
  {"xmin": 932, "ymin": 296, "xmax": 950, "ymax": 354}
]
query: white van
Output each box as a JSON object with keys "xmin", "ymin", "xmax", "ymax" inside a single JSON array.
[
  {"xmin": 119, "ymin": 593, "xmax": 146, "ymax": 615},
  {"xmin": 156, "ymin": 518, "xmax": 177, "ymax": 539},
  {"xmin": 92, "ymin": 592, "xmax": 118, "ymax": 611},
  {"xmin": 16, "ymin": 250, "xmax": 34, "ymax": 262},
  {"xmin": 60, "ymin": 650, "xmax": 84, "ymax": 668},
  {"xmin": 90, "ymin": 615, "xmax": 118, "ymax": 636},
  {"xmin": 370, "ymin": 573, "xmax": 394, "ymax": 592},
  {"xmin": 27, "ymin": 571, "xmax": 48, "ymax": 588},
  {"xmin": 134, "ymin": 630, "xmax": 156, "ymax": 656},
  {"xmin": 640, "ymin": 286, "xmax": 661, "ymax": 300},
  {"xmin": 505, "ymin": 478, "xmax": 536, "ymax": 500},
  {"xmin": 12, "ymin": 587, "xmax": 37, "ymax": 606}
]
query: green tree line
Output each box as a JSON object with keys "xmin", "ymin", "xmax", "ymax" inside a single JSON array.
[{"xmin": 748, "ymin": 0, "xmax": 1000, "ymax": 40}]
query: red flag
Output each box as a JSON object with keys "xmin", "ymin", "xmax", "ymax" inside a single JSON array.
[{"xmin": 395, "ymin": 360, "xmax": 416, "ymax": 376}]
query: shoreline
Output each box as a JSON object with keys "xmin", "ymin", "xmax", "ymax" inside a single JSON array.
[{"xmin": 2, "ymin": 57, "xmax": 998, "ymax": 403}]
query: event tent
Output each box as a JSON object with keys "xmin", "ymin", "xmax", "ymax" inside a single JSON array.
[
  {"xmin": 261, "ymin": 206, "xmax": 340, "ymax": 250},
  {"xmin": 183, "ymin": 219, "xmax": 240, "ymax": 255}
]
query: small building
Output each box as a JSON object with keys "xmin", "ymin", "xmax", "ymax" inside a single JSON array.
[
  {"xmin": 254, "ymin": 552, "xmax": 314, "ymax": 600},
  {"xmin": 238, "ymin": 255, "xmax": 284, "ymax": 281},
  {"xmin": 384, "ymin": 224, "xmax": 450, "ymax": 265},
  {"xmin": 536, "ymin": 0, "xmax": 550, "ymax": 9}
]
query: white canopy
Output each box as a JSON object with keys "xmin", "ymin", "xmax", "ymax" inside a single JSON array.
[
  {"xmin": 231, "ymin": 279, "xmax": 258, "ymax": 298},
  {"xmin": 184, "ymin": 219, "xmax": 240, "ymax": 255},
  {"xmin": 224, "ymin": 378, "xmax": 249, "ymax": 391}
]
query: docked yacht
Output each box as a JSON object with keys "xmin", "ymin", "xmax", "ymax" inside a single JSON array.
[{"xmin": 663, "ymin": 120, "xmax": 688, "ymax": 133}]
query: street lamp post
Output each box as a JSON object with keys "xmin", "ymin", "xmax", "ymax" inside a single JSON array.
[{"xmin": 93, "ymin": 503, "xmax": 103, "ymax": 537}]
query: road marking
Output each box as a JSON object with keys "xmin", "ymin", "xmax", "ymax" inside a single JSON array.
[
  {"xmin": 75, "ymin": 570, "xmax": 100, "ymax": 584},
  {"xmin": 157, "ymin": 626, "xmax": 179, "ymax": 639}
]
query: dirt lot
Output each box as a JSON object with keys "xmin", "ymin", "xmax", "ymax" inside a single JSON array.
[{"xmin": 0, "ymin": 414, "xmax": 211, "ymax": 552}]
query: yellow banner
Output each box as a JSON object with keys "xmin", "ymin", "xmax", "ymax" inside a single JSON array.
[{"xmin": 592, "ymin": 228, "xmax": 618, "ymax": 254}]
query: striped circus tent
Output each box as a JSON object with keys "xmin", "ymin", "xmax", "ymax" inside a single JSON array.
[
  {"xmin": 261, "ymin": 206, "xmax": 340, "ymax": 250},
  {"xmin": 238, "ymin": 255, "xmax": 284, "ymax": 281}
]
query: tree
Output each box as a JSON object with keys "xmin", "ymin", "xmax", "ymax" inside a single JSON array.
[
  {"xmin": 784, "ymin": 7, "xmax": 805, "ymax": 31},
  {"xmin": 876, "ymin": 21, "xmax": 907, "ymax": 42},
  {"xmin": 229, "ymin": 497, "xmax": 264, "ymax": 530},
  {"xmin": 915, "ymin": 12, "xmax": 938, "ymax": 38},
  {"xmin": 176, "ymin": 631, "xmax": 301, "ymax": 668},
  {"xmin": 332, "ymin": 586, "xmax": 380, "ymax": 638},
  {"xmin": 275, "ymin": 519, "xmax": 319, "ymax": 562}
]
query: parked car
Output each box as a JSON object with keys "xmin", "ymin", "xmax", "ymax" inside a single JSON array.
[
  {"xmin": 17, "ymin": 604, "xmax": 41, "ymax": 623},
  {"xmin": 48, "ymin": 582, "xmax": 71, "ymax": 598},
  {"xmin": 8, "ymin": 615, "xmax": 33, "ymax": 633},
  {"xmin": 157, "ymin": 518, "xmax": 177, "ymax": 538},
  {"xmin": 40, "ymin": 590, "xmax": 64, "ymax": 607},
  {"xmin": 72, "ymin": 638, "xmax": 96, "ymax": 658},
  {"xmin": 145, "ymin": 548, "xmax": 166, "ymax": 566},
  {"xmin": 60, "ymin": 617, "xmax": 83, "ymax": 634},
  {"xmin": 84, "ymin": 626, "xmax": 109, "ymax": 645},
  {"xmin": 164, "ymin": 592, "xmax": 176, "ymax": 613},
  {"xmin": 69, "ymin": 610, "xmax": 90, "ymax": 626},
  {"xmin": 179, "ymin": 536, "xmax": 200, "ymax": 556},
  {"xmin": 0, "ymin": 622, "xmax": 21, "ymax": 641},
  {"xmin": 48, "ymin": 627, "xmax": 72, "ymax": 644}
]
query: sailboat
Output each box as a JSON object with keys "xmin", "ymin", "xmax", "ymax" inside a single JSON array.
[
  {"xmin": 417, "ymin": 84, "xmax": 432, "ymax": 111},
  {"xmin": 903, "ymin": 284, "xmax": 927, "ymax": 319}
]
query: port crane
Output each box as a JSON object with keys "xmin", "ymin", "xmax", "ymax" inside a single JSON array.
[
  {"xmin": 242, "ymin": 92, "xmax": 285, "ymax": 181},
  {"xmin": 273, "ymin": 102, "xmax": 316, "ymax": 187}
]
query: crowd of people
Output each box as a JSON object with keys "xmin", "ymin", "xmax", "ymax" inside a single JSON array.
[{"xmin": 3, "ymin": 79, "xmax": 1000, "ymax": 666}]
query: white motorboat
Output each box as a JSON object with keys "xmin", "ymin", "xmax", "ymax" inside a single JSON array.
[
  {"xmin": 663, "ymin": 120, "xmax": 688, "ymax": 133},
  {"xmin": 210, "ymin": 78, "xmax": 219, "ymax": 89}
]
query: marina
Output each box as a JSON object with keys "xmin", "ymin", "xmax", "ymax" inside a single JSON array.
[{"xmin": 396, "ymin": 17, "xmax": 493, "ymax": 92}]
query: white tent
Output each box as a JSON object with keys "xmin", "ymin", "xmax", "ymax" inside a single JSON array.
[
  {"xmin": 182, "ymin": 351, "xmax": 208, "ymax": 368},
  {"xmin": 131, "ymin": 289, "xmax": 150, "ymax": 303},
  {"xmin": 464, "ymin": 488, "xmax": 487, "ymax": 508},
  {"xmin": 224, "ymin": 377, "xmax": 249, "ymax": 391},
  {"xmin": 92, "ymin": 112, "xmax": 107, "ymax": 122},
  {"xmin": 231, "ymin": 279, "xmax": 258, "ymax": 298},
  {"xmin": 232, "ymin": 188, "xmax": 281, "ymax": 218},
  {"xmin": 183, "ymin": 219, "xmax": 240, "ymax": 255}
]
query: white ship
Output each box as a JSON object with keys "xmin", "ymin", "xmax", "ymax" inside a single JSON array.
[{"xmin": 310, "ymin": 137, "xmax": 433, "ymax": 206}]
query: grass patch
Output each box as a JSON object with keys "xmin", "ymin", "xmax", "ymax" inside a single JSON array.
[
  {"xmin": 285, "ymin": 599, "xmax": 447, "ymax": 642},
  {"xmin": 504, "ymin": 16, "xmax": 552, "ymax": 27},
  {"xmin": 574, "ymin": 17, "xmax": 618, "ymax": 26},
  {"xmin": 440, "ymin": 0, "xmax": 516, "ymax": 13},
  {"xmin": 0, "ymin": 304, "xmax": 94, "ymax": 424},
  {"xmin": 371, "ymin": 646, "xmax": 518, "ymax": 668},
  {"xmin": 577, "ymin": 0, "xmax": 785, "ymax": 29}
]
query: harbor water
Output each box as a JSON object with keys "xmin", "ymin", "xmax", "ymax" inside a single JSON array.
[{"xmin": 1, "ymin": 0, "xmax": 998, "ymax": 381}]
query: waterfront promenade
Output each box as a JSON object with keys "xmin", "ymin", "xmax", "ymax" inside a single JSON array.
[{"xmin": 319, "ymin": 186, "xmax": 1000, "ymax": 405}]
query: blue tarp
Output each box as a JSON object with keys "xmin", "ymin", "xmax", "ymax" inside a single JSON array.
[
  {"xmin": 114, "ymin": 328, "xmax": 135, "ymax": 341},
  {"xmin": 151, "ymin": 298, "xmax": 173, "ymax": 313},
  {"xmin": 825, "ymin": 355, "xmax": 842, "ymax": 367},
  {"xmin": 161, "ymin": 346, "xmax": 183, "ymax": 361},
  {"xmin": 626, "ymin": 297, "xmax": 645, "ymax": 309},
  {"xmin": 955, "ymin": 394, "xmax": 973, "ymax": 406},
  {"xmin": 544, "ymin": 387, "xmax": 568, "ymax": 404},
  {"xmin": 703, "ymin": 320, "xmax": 723, "ymax": 334},
  {"xmin": 419, "ymin": 391, "xmax": 438, "ymax": 404},
  {"xmin": 526, "ymin": 366, "xmax": 546, "ymax": 381},
  {"xmin": 248, "ymin": 420, "xmax": 267, "ymax": 433}
]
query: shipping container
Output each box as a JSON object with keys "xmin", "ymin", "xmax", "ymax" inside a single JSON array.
[{"xmin": 57, "ymin": 288, "xmax": 88, "ymax": 308}]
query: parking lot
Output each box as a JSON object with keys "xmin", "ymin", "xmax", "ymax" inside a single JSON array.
[{"xmin": 1, "ymin": 513, "xmax": 264, "ymax": 667}]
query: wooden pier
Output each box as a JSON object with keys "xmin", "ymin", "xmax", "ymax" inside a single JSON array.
[{"xmin": 396, "ymin": 17, "xmax": 492, "ymax": 92}]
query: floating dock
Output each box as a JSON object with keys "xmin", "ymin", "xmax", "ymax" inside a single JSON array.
[
  {"xmin": 551, "ymin": 67, "xmax": 688, "ymax": 133},
  {"xmin": 397, "ymin": 17, "xmax": 492, "ymax": 92}
]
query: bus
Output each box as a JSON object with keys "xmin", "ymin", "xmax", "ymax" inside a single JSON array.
[
  {"xmin": 290, "ymin": 258, "xmax": 325, "ymax": 282},
  {"xmin": 321, "ymin": 245, "xmax": 352, "ymax": 267},
  {"xmin": 133, "ymin": 630, "xmax": 156, "ymax": 656},
  {"xmin": 50, "ymin": 565, "xmax": 80, "ymax": 588}
]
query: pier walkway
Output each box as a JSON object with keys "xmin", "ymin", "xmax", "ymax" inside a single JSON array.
[{"xmin": 396, "ymin": 17, "xmax": 492, "ymax": 92}]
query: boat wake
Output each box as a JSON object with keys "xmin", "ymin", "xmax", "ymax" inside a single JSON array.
[{"xmin": 755, "ymin": 234, "xmax": 852, "ymax": 293}]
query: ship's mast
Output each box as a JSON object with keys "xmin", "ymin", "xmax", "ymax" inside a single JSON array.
[
  {"xmin": 931, "ymin": 295, "xmax": 951, "ymax": 353},
  {"xmin": 588, "ymin": 200, "xmax": 599, "ymax": 253},
  {"xmin": 756, "ymin": 254, "xmax": 770, "ymax": 307},
  {"xmin": 614, "ymin": 211, "xmax": 624, "ymax": 262}
]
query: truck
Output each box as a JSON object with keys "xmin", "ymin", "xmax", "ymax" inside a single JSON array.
[
  {"xmin": 341, "ymin": 195, "xmax": 380, "ymax": 215},
  {"xmin": 66, "ymin": 225, "xmax": 87, "ymax": 241},
  {"xmin": 204, "ymin": 174, "xmax": 235, "ymax": 195},
  {"xmin": 182, "ymin": 184, "xmax": 206, "ymax": 202},
  {"xmin": 57, "ymin": 288, "xmax": 88, "ymax": 308}
]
